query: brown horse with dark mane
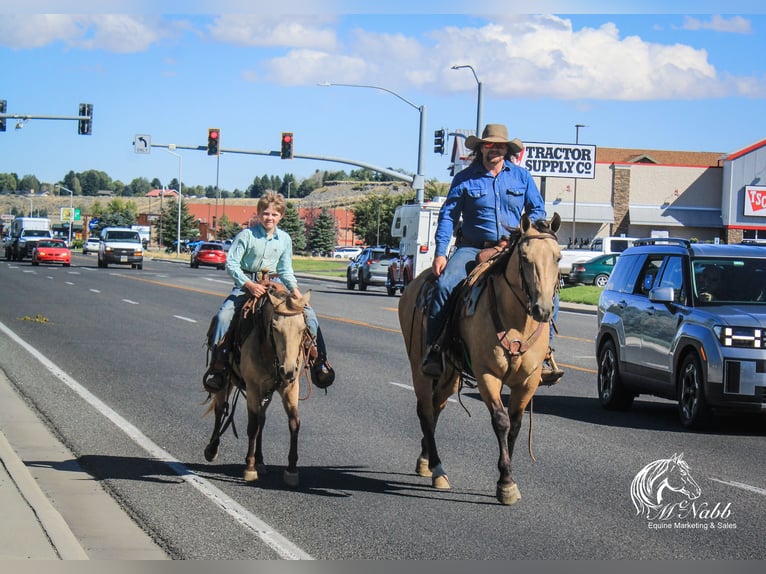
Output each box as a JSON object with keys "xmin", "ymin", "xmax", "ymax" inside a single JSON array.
[
  {"xmin": 398, "ymin": 213, "xmax": 561, "ymax": 505},
  {"xmin": 204, "ymin": 288, "xmax": 312, "ymax": 487}
]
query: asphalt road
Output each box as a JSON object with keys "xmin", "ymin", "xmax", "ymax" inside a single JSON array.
[{"xmin": 0, "ymin": 254, "xmax": 764, "ymax": 559}]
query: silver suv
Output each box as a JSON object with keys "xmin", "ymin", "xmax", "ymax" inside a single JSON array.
[{"xmin": 596, "ymin": 238, "xmax": 766, "ymax": 429}]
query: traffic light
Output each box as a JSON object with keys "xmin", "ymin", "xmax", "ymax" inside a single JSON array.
[
  {"xmin": 280, "ymin": 132, "xmax": 294, "ymax": 160},
  {"xmin": 78, "ymin": 103, "xmax": 93, "ymax": 135},
  {"xmin": 0, "ymin": 100, "xmax": 6, "ymax": 132},
  {"xmin": 207, "ymin": 128, "xmax": 220, "ymax": 156},
  {"xmin": 434, "ymin": 129, "xmax": 445, "ymax": 154}
]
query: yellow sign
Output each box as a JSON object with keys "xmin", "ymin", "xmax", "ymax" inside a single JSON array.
[{"xmin": 60, "ymin": 207, "xmax": 81, "ymax": 221}]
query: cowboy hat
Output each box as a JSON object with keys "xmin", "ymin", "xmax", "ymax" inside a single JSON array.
[{"xmin": 465, "ymin": 123, "xmax": 524, "ymax": 154}]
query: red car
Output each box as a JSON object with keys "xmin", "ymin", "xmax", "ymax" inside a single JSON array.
[
  {"xmin": 190, "ymin": 242, "xmax": 227, "ymax": 270},
  {"xmin": 31, "ymin": 239, "xmax": 71, "ymax": 267}
]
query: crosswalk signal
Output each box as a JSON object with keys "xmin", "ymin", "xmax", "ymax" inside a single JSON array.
[
  {"xmin": 78, "ymin": 103, "xmax": 93, "ymax": 135},
  {"xmin": 280, "ymin": 132, "xmax": 294, "ymax": 160},
  {"xmin": 207, "ymin": 128, "xmax": 220, "ymax": 156},
  {"xmin": 434, "ymin": 128, "xmax": 445, "ymax": 155}
]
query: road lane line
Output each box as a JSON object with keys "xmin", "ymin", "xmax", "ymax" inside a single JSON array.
[
  {"xmin": 0, "ymin": 320, "xmax": 313, "ymax": 560},
  {"xmin": 122, "ymin": 299, "xmax": 139, "ymax": 305},
  {"xmin": 390, "ymin": 381, "xmax": 458, "ymax": 403},
  {"xmin": 708, "ymin": 477, "xmax": 766, "ymax": 496},
  {"xmin": 173, "ymin": 315, "xmax": 197, "ymax": 323}
]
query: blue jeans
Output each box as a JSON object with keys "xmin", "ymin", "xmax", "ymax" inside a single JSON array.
[
  {"xmin": 425, "ymin": 246, "xmax": 558, "ymax": 348},
  {"xmin": 210, "ymin": 287, "xmax": 320, "ymax": 349}
]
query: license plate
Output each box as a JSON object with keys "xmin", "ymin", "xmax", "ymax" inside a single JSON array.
[{"xmin": 120, "ymin": 256, "xmax": 128, "ymax": 263}]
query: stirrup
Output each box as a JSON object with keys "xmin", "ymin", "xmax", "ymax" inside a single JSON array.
[
  {"xmin": 203, "ymin": 362, "xmax": 228, "ymax": 393},
  {"xmin": 540, "ymin": 347, "xmax": 564, "ymax": 386}
]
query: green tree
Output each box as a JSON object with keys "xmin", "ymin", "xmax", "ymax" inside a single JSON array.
[
  {"xmin": 280, "ymin": 202, "xmax": 306, "ymax": 252},
  {"xmin": 18, "ymin": 174, "xmax": 41, "ymax": 193},
  {"xmin": 308, "ymin": 208, "xmax": 336, "ymax": 255},
  {"xmin": 91, "ymin": 198, "xmax": 139, "ymax": 234},
  {"xmin": 62, "ymin": 171, "xmax": 82, "ymax": 195},
  {"xmin": 215, "ymin": 214, "xmax": 242, "ymax": 241},
  {"xmin": 155, "ymin": 199, "xmax": 199, "ymax": 247},
  {"xmin": 0, "ymin": 172, "xmax": 18, "ymax": 192},
  {"xmin": 351, "ymin": 193, "xmax": 408, "ymax": 246},
  {"xmin": 125, "ymin": 177, "xmax": 152, "ymax": 197}
]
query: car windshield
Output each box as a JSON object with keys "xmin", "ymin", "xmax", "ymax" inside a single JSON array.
[
  {"xmin": 106, "ymin": 231, "xmax": 140, "ymax": 242},
  {"xmin": 693, "ymin": 257, "xmax": 766, "ymax": 305},
  {"xmin": 25, "ymin": 230, "xmax": 51, "ymax": 237},
  {"xmin": 37, "ymin": 240, "xmax": 64, "ymax": 248}
]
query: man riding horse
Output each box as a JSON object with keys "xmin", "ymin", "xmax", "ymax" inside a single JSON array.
[
  {"xmin": 421, "ymin": 123, "xmax": 564, "ymax": 385},
  {"xmin": 203, "ymin": 191, "xmax": 334, "ymax": 393}
]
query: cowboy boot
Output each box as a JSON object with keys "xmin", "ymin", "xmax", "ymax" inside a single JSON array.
[
  {"xmin": 420, "ymin": 343, "xmax": 444, "ymax": 378},
  {"xmin": 202, "ymin": 346, "xmax": 229, "ymax": 393},
  {"xmin": 541, "ymin": 347, "xmax": 564, "ymax": 386}
]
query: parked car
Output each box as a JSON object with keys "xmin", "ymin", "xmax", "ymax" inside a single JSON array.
[
  {"xmin": 346, "ymin": 246, "xmax": 399, "ymax": 291},
  {"xmin": 596, "ymin": 238, "xmax": 766, "ymax": 429},
  {"xmin": 568, "ymin": 253, "xmax": 619, "ymax": 287},
  {"xmin": 386, "ymin": 254, "xmax": 412, "ymax": 296},
  {"xmin": 331, "ymin": 246, "xmax": 363, "ymax": 259},
  {"xmin": 82, "ymin": 236, "xmax": 101, "ymax": 255},
  {"xmin": 190, "ymin": 242, "xmax": 227, "ymax": 270},
  {"xmin": 31, "ymin": 239, "xmax": 71, "ymax": 267}
]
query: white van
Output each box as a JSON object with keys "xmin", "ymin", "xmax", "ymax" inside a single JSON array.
[{"xmin": 98, "ymin": 227, "xmax": 144, "ymax": 269}]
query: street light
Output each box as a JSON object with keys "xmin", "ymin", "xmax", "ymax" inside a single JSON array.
[
  {"xmin": 55, "ymin": 184, "xmax": 74, "ymax": 245},
  {"xmin": 451, "ymin": 64, "xmax": 483, "ymax": 138},
  {"xmin": 318, "ymin": 82, "xmax": 427, "ymax": 202},
  {"xmin": 166, "ymin": 145, "xmax": 183, "ymax": 256},
  {"xmin": 572, "ymin": 124, "xmax": 587, "ymax": 245}
]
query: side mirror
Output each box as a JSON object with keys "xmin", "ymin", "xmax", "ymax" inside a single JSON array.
[{"xmin": 649, "ymin": 286, "xmax": 675, "ymax": 303}]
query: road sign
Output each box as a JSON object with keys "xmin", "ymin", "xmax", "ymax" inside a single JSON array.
[{"xmin": 134, "ymin": 134, "xmax": 151, "ymax": 154}]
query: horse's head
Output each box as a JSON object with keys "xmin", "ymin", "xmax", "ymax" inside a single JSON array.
[
  {"xmin": 514, "ymin": 213, "xmax": 561, "ymax": 323},
  {"xmin": 662, "ymin": 453, "xmax": 702, "ymax": 501},
  {"xmin": 266, "ymin": 289, "xmax": 311, "ymax": 385}
]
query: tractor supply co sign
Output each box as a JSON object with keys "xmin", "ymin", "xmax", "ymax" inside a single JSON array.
[
  {"xmin": 521, "ymin": 142, "xmax": 597, "ymax": 179},
  {"xmin": 744, "ymin": 186, "xmax": 766, "ymax": 217}
]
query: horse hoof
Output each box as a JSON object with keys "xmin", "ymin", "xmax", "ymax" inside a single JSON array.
[
  {"xmin": 432, "ymin": 474, "xmax": 451, "ymax": 490},
  {"xmin": 496, "ymin": 483, "xmax": 521, "ymax": 505},
  {"xmin": 244, "ymin": 469, "xmax": 259, "ymax": 482},
  {"xmin": 283, "ymin": 470, "xmax": 299, "ymax": 487},
  {"xmin": 204, "ymin": 445, "xmax": 219, "ymax": 462},
  {"xmin": 416, "ymin": 457, "xmax": 432, "ymax": 477}
]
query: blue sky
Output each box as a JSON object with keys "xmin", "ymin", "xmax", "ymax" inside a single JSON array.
[{"xmin": 2, "ymin": 1, "xmax": 766, "ymax": 194}]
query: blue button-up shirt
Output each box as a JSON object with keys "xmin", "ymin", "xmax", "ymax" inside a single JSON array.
[
  {"xmin": 434, "ymin": 160, "xmax": 546, "ymax": 257},
  {"xmin": 225, "ymin": 224, "xmax": 298, "ymax": 291}
]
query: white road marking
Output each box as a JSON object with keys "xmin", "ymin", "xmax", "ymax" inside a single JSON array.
[
  {"xmin": 708, "ymin": 477, "xmax": 766, "ymax": 496},
  {"xmin": 89, "ymin": 289, "xmax": 100, "ymax": 293},
  {"xmin": 173, "ymin": 315, "xmax": 196, "ymax": 323},
  {"xmin": 122, "ymin": 299, "xmax": 139, "ymax": 305},
  {"xmin": 0, "ymin": 320, "xmax": 312, "ymax": 560}
]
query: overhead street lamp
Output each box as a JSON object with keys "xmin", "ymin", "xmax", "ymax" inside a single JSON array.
[
  {"xmin": 55, "ymin": 184, "xmax": 74, "ymax": 245},
  {"xmin": 572, "ymin": 124, "xmax": 587, "ymax": 244},
  {"xmin": 318, "ymin": 82, "xmax": 427, "ymax": 202},
  {"xmin": 451, "ymin": 64, "xmax": 483, "ymax": 138},
  {"xmin": 166, "ymin": 145, "xmax": 183, "ymax": 256}
]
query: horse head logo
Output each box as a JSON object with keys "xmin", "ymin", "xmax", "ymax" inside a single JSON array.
[{"xmin": 630, "ymin": 453, "xmax": 702, "ymax": 520}]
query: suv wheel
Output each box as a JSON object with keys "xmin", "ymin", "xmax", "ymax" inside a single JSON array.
[
  {"xmin": 677, "ymin": 353, "xmax": 711, "ymax": 429},
  {"xmin": 597, "ymin": 339, "xmax": 634, "ymax": 410},
  {"xmin": 358, "ymin": 271, "xmax": 368, "ymax": 291},
  {"xmin": 346, "ymin": 272, "xmax": 355, "ymax": 290}
]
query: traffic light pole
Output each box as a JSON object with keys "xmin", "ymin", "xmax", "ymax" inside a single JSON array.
[
  {"xmin": 147, "ymin": 143, "xmax": 416, "ymax": 186},
  {"xmin": 0, "ymin": 101, "xmax": 92, "ymax": 133}
]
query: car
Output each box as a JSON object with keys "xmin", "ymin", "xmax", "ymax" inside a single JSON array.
[
  {"xmin": 346, "ymin": 246, "xmax": 399, "ymax": 291},
  {"xmin": 31, "ymin": 239, "xmax": 71, "ymax": 267},
  {"xmin": 331, "ymin": 246, "xmax": 363, "ymax": 259},
  {"xmin": 82, "ymin": 236, "xmax": 101, "ymax": 255},
  {"xmin": 596, "ymin": 238, "xmax": 766, "ymax": 429},
  {"xmin": 190, "ymin": 242, "xmax": 227, "ymax": 270},
  {"xmin": 568, "ymin": 253, "xmax": 619, "ymax": 287},
  {"xmin": 385, "ymin": 254, "xmax": 413, "ymax": 296},
  {"xmin": 98, "ymin": 227, "xmax": 144, "ymax": 269}
]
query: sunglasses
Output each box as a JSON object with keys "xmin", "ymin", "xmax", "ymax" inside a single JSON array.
[{"xmin": 482, "ymin": 142, "xmax": 507, "ymax": 149}]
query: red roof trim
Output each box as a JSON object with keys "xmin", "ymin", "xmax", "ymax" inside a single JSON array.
[{"xmin": 725, "ymin": 138, "xmax": 766, "ymax": 161}]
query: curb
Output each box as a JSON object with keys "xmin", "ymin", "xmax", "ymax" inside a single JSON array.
[{"xmin": 0, "ymin": 431, "xmax": 89, "ymax": 560}]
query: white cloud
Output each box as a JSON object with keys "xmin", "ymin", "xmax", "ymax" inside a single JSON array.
[
  {"xmin": 682, "ymin": 15, "xmax": 752, "ymax": 34},
  {"xmin": 208, "ymin": 15, "xmax": 338, "ymax": 50},
  {"xmin": 0, "ymin": 14, "xmax": 167, "ymax": 53}
]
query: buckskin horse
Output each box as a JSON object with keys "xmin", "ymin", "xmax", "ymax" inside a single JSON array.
[
  {"xmin": 204, "ymin": 288, "xmax": 312, "ymax": 487},
  {"xmin": 398, "ymin": 213, "xmax": 561, "ymax": 505}
]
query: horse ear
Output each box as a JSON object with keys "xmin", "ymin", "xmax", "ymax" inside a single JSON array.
[
  {"xmin": 267, "ymin": 291, "xmax": 280, "ymax": 307},
  {"xmin": 550, "ymin": 212, "xmax": 561, "ymax": 233},
  {"xmin": 302, "ymin": 290, "xmax": 312, "ymax": 306},
  {"xmin": 520, "ymin": 213, "xmax": 531, "ymax": 233}
]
